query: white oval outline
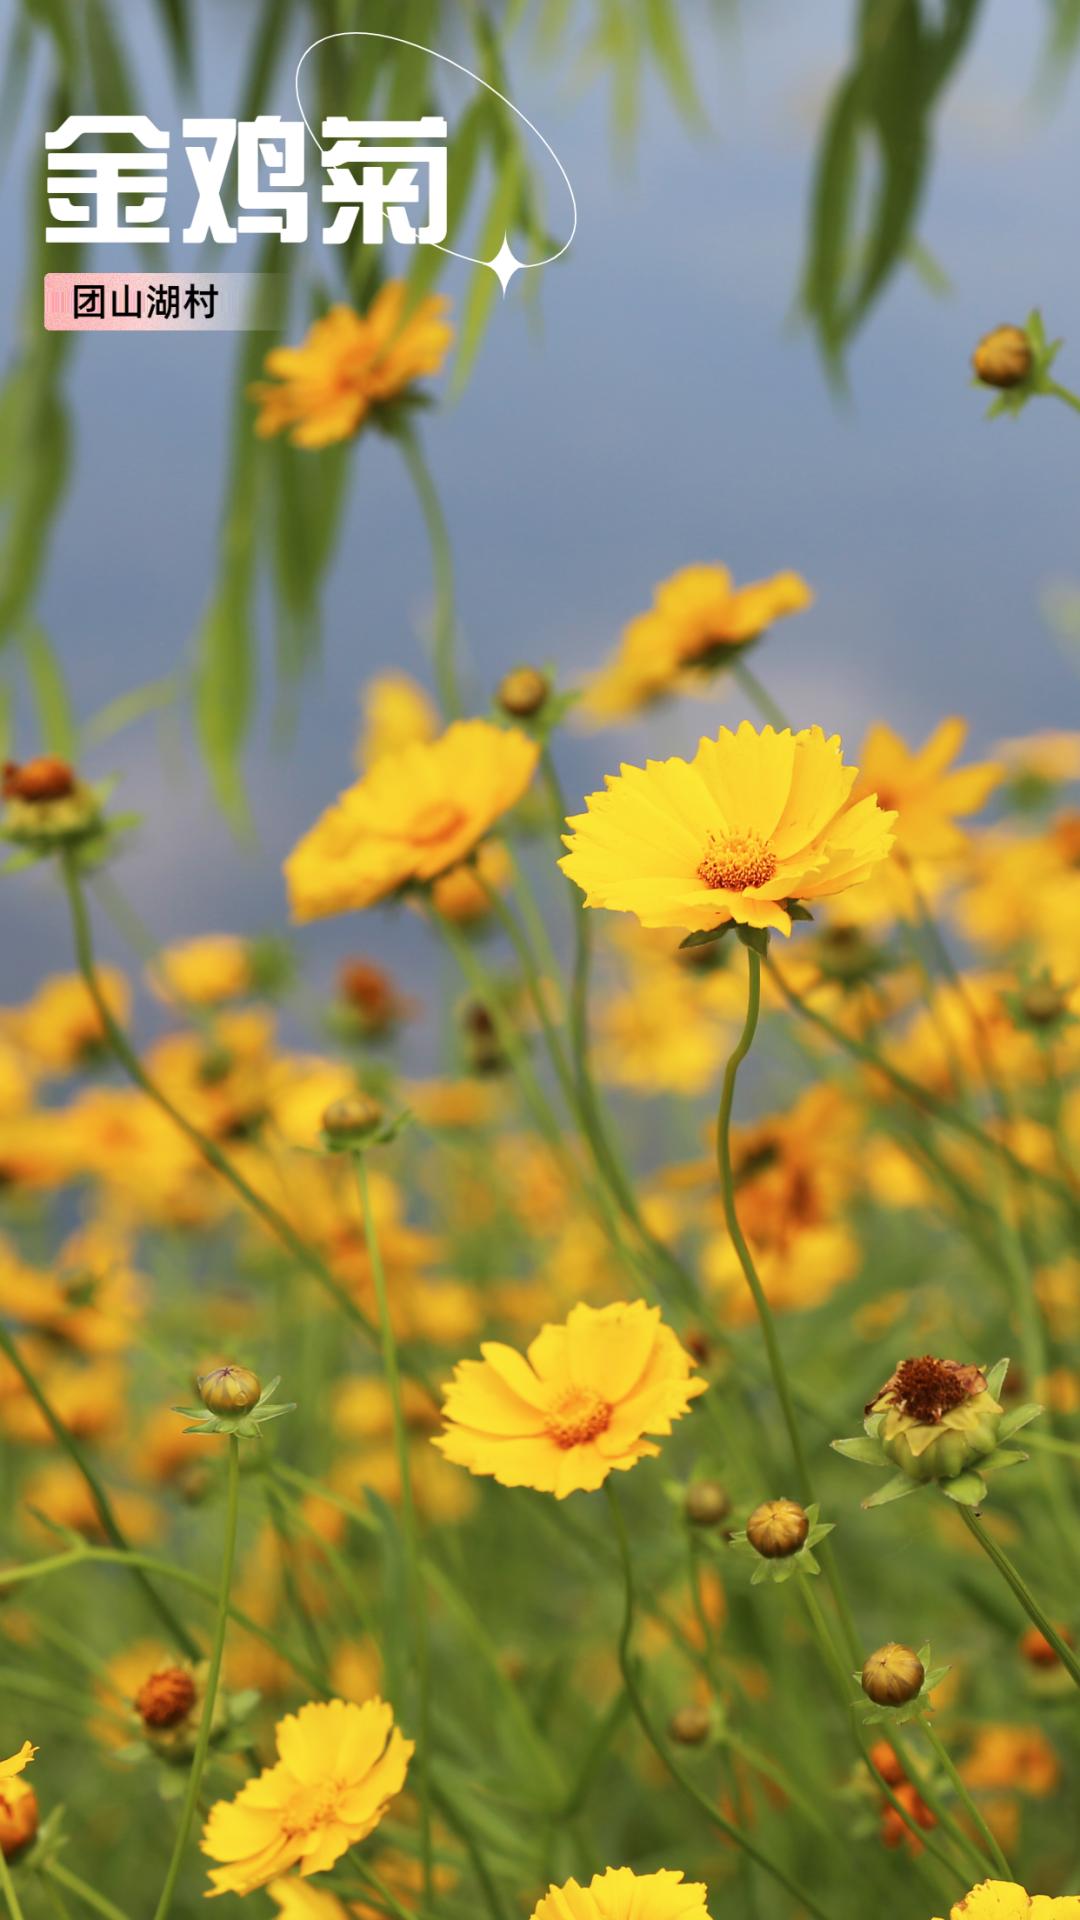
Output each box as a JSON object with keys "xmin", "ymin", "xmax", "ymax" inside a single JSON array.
[{"xmin": 294, "ymin": 29, "xmax": 577, "ymax": 288}]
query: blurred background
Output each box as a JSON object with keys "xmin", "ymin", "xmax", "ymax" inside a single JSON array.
[{"xmin": 2, "ymin": 0, "xmax": 1079, "ymax": 1059}]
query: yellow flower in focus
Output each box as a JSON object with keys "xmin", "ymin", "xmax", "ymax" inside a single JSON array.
[
  {"xmin": 560, "ymin": 723, "xmax": 895, "ymax": 937},
  {"xmin": 285, "ymin": 720, "xmax": 539, "ymax": 922},
  {"xmin": 356, "ymin": 672, "xmax": 439, "ymax": 771},
  {"xmin": 531, "ymin": 1867, "xmax": 711, "ymax": 1920},
  {"xmin": 201, "ymin": 1697, "xmax": 413, "ymax": 1896},
  {"xmin": 149, "ymin": 935, "xmax": 253, "ymax": 1007},
  {"xmin": 582, "ymin": 564, "xmax": 812, "ymax": 719},
  {"xmin": 935, "ymin": 1884, "xmax": 1080, "ymax": 1919},
  {"xmin": 434, "ymin": 1299, "xmax": 706, "ymax": 1498},
  {"xmin": 2, "ymin": 969, "xmax": 129, "ymax": 1074},
  {"xmin": 250, "ymin": 286, "xmax": 453, "ymax": 448}
]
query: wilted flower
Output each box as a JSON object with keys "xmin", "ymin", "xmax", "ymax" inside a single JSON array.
[
  {"xmin": 868, "ymin": 1356, "xmax": 1002, "ymax": 1483},
  {"xmin": 284, "ymin": 720, "xmax": 538, "ymax": 921},
  {"xmin": 434, "ymin": 1299, "xmax": 706, "ymax": 1498},
  {"xmin": 2, "ymin": 756, "xmax": 99, "ymax": 846},
  {"xmin": 201, "ymin": 1698, "xmax": 412, "ymax": 1895},
  {"xmin": 861, "ymin": 1643, "xmax": 925, "ymax": 1707},
  {"xmin": 250, "ymin": 286, "xmax": 453, "ymax": 448},
  {"xmin": 560, "ymin": 723, "xmax": 896, "ymax": 938}
]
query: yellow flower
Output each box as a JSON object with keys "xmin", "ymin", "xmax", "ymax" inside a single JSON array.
[
  {"xmin": 201, "ymin": 1697, "xmax": 413, "ymax": 1897},
  {"xmin": 582, "ymin": 565, "xmax": 812, "ymax": 719},
  {"xmin": 935, "ymin": 1884, "xmax": 1080, "ymax": 1919},
  {"xmin": 356, "ymin": 673, "xmax": 439, "ymax": 771},
  {"xmin": 961, "ymin": 1725, "xmax": 1060, "ymax": 1798},
  {"xmin": 3, "ymin": 969, "xmax": 129, "ymax": 1074},
  {"xmin": 250, "ymin": 285, "xmax": 453, "ymax": 448},
  {"xmin": 560, "ymin": 723, "xmax": 895, "ymax": 937},
  {"xmin": 0, "ymin": 1744, "xmax": 36, "ymax": 1781},
  {"xmin": 285, "ymin": 720, "xmax": 539, "ymax": 922},
  {"xmin": 854, "ymin": 717, "xmax": 1002, "ymax": 864},
  {"xmin": 149, "ymin": 936, "xmax": 252, "ymax": 1007},
  {"xmin": 531, "ymin": 1867, "xmax": 711, "ymax": 1920},
  {"xmin": 434, "ymin": 1299, "xmax": 707, "ymax": 1498}
]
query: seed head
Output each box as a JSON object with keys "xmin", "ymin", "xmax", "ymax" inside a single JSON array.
[
  {"xmin": 2, "ymin": 756, "xmax": 77, "ymax": 802},
  {"xmin": 972, "ymin": 324, "xmax": 1032, "ymax": 389},
  {"xmin": 135, "ymin": 1665, "xmax": 197, "ymax": 1730},
  {"xmin": 197, "ymin": 1365, "xmax": 262, "ymax": 1415},
  {"xmin": 746, "ymin": 1497, "xmax": 808, "ymax": 1559},
  {"xmin": 861, "ymin": 1642, "xmax": 925, "ymax": 1708}
]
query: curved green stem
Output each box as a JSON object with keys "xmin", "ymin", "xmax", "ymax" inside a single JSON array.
[
  {"xmin": 1046, "ymin": 379, "xmax": 1080, "ymax": 418},
  {"xmin": 731, "ymin": 658, "xmax": 791, "ymax": 730},
  {"xmin": 0, "ymin": 1320, "xmax": 196, "ymax": 1659},
  {"xmin": 717, "ymin": 943, "xmax": 811, "ymax": 1503},
  {"xmin": 920, "ymin": 1716, "xmax": 1013, "ymax": 1881},
  {"xmin": 605, "ymin": 1484, "xmax": 837, "ymax": 1920},
  {"xmin": 151, "ymin": 1435, "xmax": 241, "ymax": 1920},
  {"xmin": 44, "ymin": 1865, "xmax": 131, "ymax": 1920},
  {"xmin": 395, "ymin": 418, "xmax": 460, "ymax": 718},
  {"xmin": 959, "ymin": 1506, "xmax": 1080, "ymax": 1690},
  {"xmin": 355, "ymin": 1153, "xmax": 433, "ymax": 1902},
  {"xmin": 0, "ymin": 1844, "xmax": 25, "ymax": 1920}
]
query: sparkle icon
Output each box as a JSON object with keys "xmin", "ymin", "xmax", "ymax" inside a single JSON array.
[{"xmin": 488, "ymin": 234, "xmax": 525, "ymax": 295}]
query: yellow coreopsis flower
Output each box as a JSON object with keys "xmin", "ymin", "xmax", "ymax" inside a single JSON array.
[
  {"xmin": 935, "ymin": 1884, "xmax": 1080, "ymax": 1918},
  {"xmin": 149, "ymin": 935, "xmax": 253, "ymax": 1007},
  {"xmin": 3, "ymin": 969, "xmax": 129, "ymax": 1074},
  {"xmin": 434, "ymin": 1299, "xmax": 707, "ymax": 1498},
  {"xmin": 854, "ymin": 716, "xmax": 1002, "ymax": 864},
  {"xmin": 250, "ymin": 285, "xmax": 453, "ymax": 448},
  {"xmin": 560, "ymin": 723, "xmax": 895, "ymax": 938},
  {"xmin": 201, "ymin": 1698, "xmax": 413, "ymax": 1897},
  {"xmin": 284, "ymin": 720, "xmax": 539, "ymax": 922},
  {"xmin": 531, "ymin": 1867, "xmax": 711, "ymax": 1920},
  {"xmin": 582, "ymin": 565, "xmax": 812, "ymax": 719},
  {"xmin": 356, "ymin": 672, "xmax": 439, "ymax": 771}
]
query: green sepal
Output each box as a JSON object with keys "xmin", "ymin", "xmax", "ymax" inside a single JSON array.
[
  {"xmin": 861, "ymin": 1472, "xmax": 922, "ymax": 1510},
  {"xmin": 940, "ymin": 1470, "xmax": 987, "ymax": 1506},
  {"xmin": 997, "ymin": 1402, "xmax": 1043, "ymax": 1441},
  {"xmin": 831, "ymin": 1435, "xmax": 888, "ymax": 1466},
  {"xmin": 678, "ymin": 924, "xmax": 733, "ymax": 952},
  {"xmin": 173, "ymin": 1374, "xmax": 296, "ymax": 1440},
  {"xmin": 985, "ymin": 1357, "xmax": 1010, "ymax": 1401}
]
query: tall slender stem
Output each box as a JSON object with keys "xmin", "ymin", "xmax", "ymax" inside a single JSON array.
[
  {"xmin": 151, "ymin": 1436, "xmax": 241, "ymax": 1920},
  {"xmin": 959, "ymin": 1507, "xmax": 1080, "ymax": 1690},
  {"xmin": 604, "ymin": 1484, "xmax": 837, "ymax": 1920},
  {"xmin": 920, "ymin": 1717, "xmax": 1013, "ymax": 1881},
  {"xmin": 731, "ymin": 658, "xmax": 791, "ymax": 730},
  {"xmin": 395, "ymin": 419, "xmax": 460, "ymax": 718},
  {"xmin": 355, "ymin": 1154, "xmax": 433, "ymax": 1900},
  {"xmin": 0, "ymin": 1845, "xmax": 26, "ymax": 1920},
  {"xmin": 44, "ymin": 1864, "xmax": 132, "ymax": 1920}
]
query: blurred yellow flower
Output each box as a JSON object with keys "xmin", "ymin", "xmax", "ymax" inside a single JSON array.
[
  {"xmin": 250, "ymin": 286, "xmax": 453, "ymax": 448},
  {"xmin": 961, "ymin": 1725, "xmax": 1060, "ymax": 1797},
  {"xmin": 356, "ymin": 672, "xmax": 439, "ymax": 770},
  {"xmin": 854, "ymin": 717, "xmax": 1002, "ymax": 864},
  {"xmin": 935, "ymin": 1884, "xmax": 1080, "ymax": 1918},
  {"xmin": 202, "ymin": 1697, "xmax": 413, "ymax": 1896},
  {"xmin": 2, "ymin": 969, "xmax": 129, "ymax": 1074},
  {"xmin": 561, "ymin": 723, "xmax": 895, "ymax": 937},
  {"xmin": 149, "ymin": 935, "xmax": 252, "ymax": 1007},
  {"xmin": 583, "ymin": 564, "xmax": 812, "ymax": 719},
  {"xmin": 531, "ymin": 1868, "xmax": 711, "ymax": 1920},
  {"xmin": 285, "ymin": 720, "xmax": 538, "ymax": 921},
  {"xmin": 435, "ymin": 1299, "xmax": 706, "ymax": 1497},
  {"xmin": 0, "ymin": 1745, "xmax": 35, "ymax": 1780}
]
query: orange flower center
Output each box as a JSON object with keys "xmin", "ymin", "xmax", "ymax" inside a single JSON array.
[
  {"xmin": 698, "ymin": 831, "xmax": 777, "ymax": 892},
  {"xmin": 281, "ymin": 1778, "xmax": 344, "ymax": 1837},
  {"xmin": 402, "ymin": 800, "xmax": 467, "ymax": 847},
  {"xmin": 546, "ymin": 1386, "xmax": 612, "ymax": 1450}
]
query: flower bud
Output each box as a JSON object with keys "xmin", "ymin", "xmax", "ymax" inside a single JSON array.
[
  {"xmin": 972, "ymin": 324, "xmax": 1032, "ymax": 389},
  {"xmin": 685, "ymin": 1481, "xmax": 731, "ymax": 1528},
  {"xmin": 322, "ymin": 1093, "xmax": 382, "ymax": 1141},
  {"xmin": 668, "ymin": 1704, "xmax": 710, "ymax": 1746},
  {"xmin": 867, "ymin": 1355, "xmax": 1002, "ymax": 1482},
  {"xmin": 1019, "ymin": 981, "xmax": 1069, "ymax": 1030},
  {"xmin": 0, "ymin": 1779, "xmax": 37, "ymax": 1860},
  {"xmin": 746, "ymin": 1498, "xmax": 808, "ymax": 1559},
  {"xmin": 197, "ymin": 1365, "xmax": 262, "ymax": 1415},
  {"xmin": 1, "ymin": 756, "xmax": 98, "ymax": 845},
  {"xmin": 497, "ymin": 667, "xmax": 550, "ymax": 719},
  {"xmin": 136, "ymin": 1665, "xmax": 197, "ymax": 1730},
  {"xmin": 861, "ymin": 1643, "xmax": 925, "ymax": 1707},
  {"xmin": 339, "ymin": 960, "xmax": 406, "ymax": 1036}
]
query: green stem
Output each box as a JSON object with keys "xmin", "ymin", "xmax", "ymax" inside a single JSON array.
[
  {"xmin": 395, "ymin": 418, "xmax": 460, "ymax": 718},
  {"xmin": 0, "ymin": 1320, "xmax": 197, "ymax": 1659},
  {"xmin": 731, "ymin": 658, "xmax": 791, "ymax": 730},
  {"xmin": 151, "ymin": 1435, "xmax": 241, "ymax": 1920},
  {"xmin": 959, "ymin": 1506, "xmax": 1080, "ymax": 1690},
  {"xmin": 355, "ymin": 1153, "xmax": 433, "ymax": 1902},
  {"xmin": 717, "ymin": 943, "xmax": 811, "ymax": 1502},
  {"xmin": 604, "ymin": 1484, "xmax": 837, "ymax": 1920},
  {"xmin": 44, "ymin": 1865, "xmax": 132, "ymax": 1920},
  {"xmin": 59, "ymin": 851, "xmax": 417, "ymax": 1380},
  {"xmin": 920, "ymin": 1716, "xmax": 1014, "ymax": 1881},
  {"xmin": 0, "ymin": 1845, "xmax": 26, "ymax": 1920},
  {"xmin": 1046, "ymin": 379, "xmax": 1080, "ymax": 418}
]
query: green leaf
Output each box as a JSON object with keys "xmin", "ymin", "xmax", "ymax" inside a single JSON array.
[
  {"xmin": 941, "ymin": 1471, "xmax": 987, "ymax": 1506},
  {"xmin": 862, "ymin": 1472, "xmax": 921, "ymax": 1510},
  {"xmin": 997, "ymin": 1402, "xmax": 1042, "ymax": 1441},
  {"xmin": 831, "ymin": 1435, "xmax": 888, "ymax": 1466},
  {"xmin": 21, "ymin": 623, "xmax": 76, "ymax": 756}
]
